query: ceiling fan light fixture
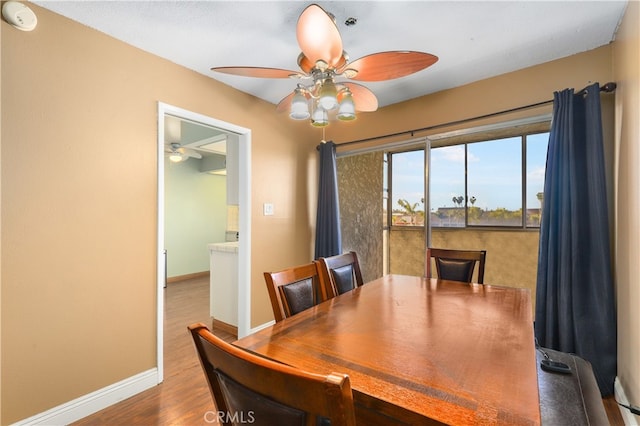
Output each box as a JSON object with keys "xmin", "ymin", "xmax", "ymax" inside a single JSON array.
[
  {"xmin": 290, "ymin": 89, "xmax": 310, "ymax": 120},
  {"xmin": 318, "ymin": 78, "xmax": 338, "ymax": 110},
  {"xmin": 168, "ymin": 152, "xmax": 183, "ymax": 163},
  {"xmin": 337, "ymin": 90, "xmax": 356, "ymax": 121},
  {"xmin": 311, "ymin": 104, "xmax": 329, "ymax": 127}
]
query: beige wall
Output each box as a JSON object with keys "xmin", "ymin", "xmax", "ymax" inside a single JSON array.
[
  {"xmin": 613, "ymin": 0, "xmax": 640, "ymax": 412},
  {"xmin": 0, "ymin": 5, "xmax": 317, "ymax": 423},
  {"xmin": 2, "ymin": 3, "xmax": 637, "ymax": 424}
]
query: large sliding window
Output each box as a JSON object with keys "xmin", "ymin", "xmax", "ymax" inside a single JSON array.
[{"xmin": 389, "ymin": 131, "xmax": 549, "ymax": 229}]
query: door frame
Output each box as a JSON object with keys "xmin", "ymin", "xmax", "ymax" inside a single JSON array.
[{"xmin": 156, "ymin": 102, "xmax": 252, "ymax": 381}]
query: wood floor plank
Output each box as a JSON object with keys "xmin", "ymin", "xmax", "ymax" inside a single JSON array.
[{"xmin": 603, "ymin": 395, "xmax": 626, "ymax": 426}]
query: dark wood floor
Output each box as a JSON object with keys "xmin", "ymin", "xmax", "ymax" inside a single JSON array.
[
  {"xmin": 72, "ymin": 275, "xmax": 624, "ymax": 425},
  {"xmin": 604, "ymin": 395, "xmax": 626, "ymax": 426}
]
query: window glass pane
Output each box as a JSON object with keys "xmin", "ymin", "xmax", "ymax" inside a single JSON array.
[
  {"xmin": 467, "ymin": 137, "xmax": 522, "ymax": 226},
  {"xmin": 391, "ymin": 150, "xmax": 424, "ymax": 226},
  {"xmin": 526, "ymin": 132, "xmax": 549, "ymax": 227},
  {"xmin": 430, "ymin": 146, "xmax": 465, "ymax": 227}
]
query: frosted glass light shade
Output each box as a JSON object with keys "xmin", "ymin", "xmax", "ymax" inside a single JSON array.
[
  {"xmin": 311, "ymin": 106, "xmax": 328, "ymax": 127},
  {"xmin": 337, "ymin": 92, "xmax": 356, "ymax": 121},
  {"xmin": 318, "ymin": 80, "xmax": 338, "ymax": 110},
  {"xmin": 290, "ymin": 91, "xmax": 310, "ymax": 120},
  {"xmin": 169, "ymin": 153, "xmax": 183, "ymax": 162}
]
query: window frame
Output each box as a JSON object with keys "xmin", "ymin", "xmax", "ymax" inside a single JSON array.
[
  {"xmin": 387, "ymin": 147, "xmax": 428, "ymax": 230},
  {"xmin": 387, "ymin": 122, "xmax": 550, "ymax": 231}
]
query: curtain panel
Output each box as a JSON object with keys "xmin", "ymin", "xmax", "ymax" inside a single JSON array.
[
  {"xmin": 534, "ymin": 83, "xmax": 617, "ymax": 396},
  {"xmin": 315, "ymin": 141, "xmax": 342, "ymax": 259}
]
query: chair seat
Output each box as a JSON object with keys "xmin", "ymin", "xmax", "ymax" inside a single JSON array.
[
  {"xmin": 437, "ymin": 258, "xmax": 476, "ymax": 283},
  {"xmin": 426, "ymin": 248, "xmax": 486, "ymax": 284},
  {"xmin": 264, "ymin": 262, "xmax": 327, "ymax": 322},
  {"xmin": 281, "ymin": 278, "xmax": 316, "ymax": 315},
  {"xmin": 318, "ymin": 251, "xmax": 364, "ymax": 298}
]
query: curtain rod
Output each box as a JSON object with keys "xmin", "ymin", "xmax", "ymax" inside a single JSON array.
[{"xmin": 336, "ymin": 81, "xmax": 617, "ymax": 148}]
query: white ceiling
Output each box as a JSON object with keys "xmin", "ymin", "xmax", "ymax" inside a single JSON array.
[{"xmin": 33, "ymin": 1, "xmax": 628, "ymax": 109}]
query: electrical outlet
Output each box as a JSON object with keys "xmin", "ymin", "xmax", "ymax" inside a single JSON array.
[{"xmin": 263, "ymin": 203, "xmax": 274, "ymax": 216}]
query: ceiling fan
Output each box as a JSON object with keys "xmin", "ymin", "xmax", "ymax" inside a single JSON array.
[
  {"xmin": 164, "ymin": 114, "xmax": 203, "ymax": 162},
  {"xmin": 211, "ymin": 3, "xmax": 438, "ymax": 126},
  {"xmin": 165, "ymin": 142, "xmax": 202, "ymax": 163}
]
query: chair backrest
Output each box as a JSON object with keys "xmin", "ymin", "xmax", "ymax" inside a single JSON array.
[
  {"xmin": 264, "ymin": 262, "xmax": 327, "ymax": 322},
  {"xmin": 189, "ymin": 323, "xmax": 357, "ymax": 426},
  {"xmin": 426, "ymin": 248, "xmax": 487, "ymax": 284},
  {"xmin": 318, "ymin": 251, "xmax": 364, "ymax": 298}
]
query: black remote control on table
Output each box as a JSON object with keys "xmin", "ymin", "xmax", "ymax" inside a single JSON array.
[
  {"xmin": 540, "ymin": 359, "xmax": 572, "ymax": 374},
  {"xmin": 535, "ymin": 338, "xmax": 572, "ymax": 374}
]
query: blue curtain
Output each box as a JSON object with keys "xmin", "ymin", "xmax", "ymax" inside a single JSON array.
[
  {"xmin": 315, "ymin": 141, "xmax": 342, "ymax": 259},
  {"xmin": 535, "ymin": 83, "xmax": 617, "ymax": 396}
]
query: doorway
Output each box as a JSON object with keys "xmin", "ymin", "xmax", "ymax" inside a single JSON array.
[{"xmin": 156, "ymin": 102, "xmax": 251, "ymax": 381}]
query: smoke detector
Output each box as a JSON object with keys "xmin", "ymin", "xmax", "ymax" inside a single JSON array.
[{"xmin": 2, "ymin": 2, "xmax": 37, "ymax": 32}]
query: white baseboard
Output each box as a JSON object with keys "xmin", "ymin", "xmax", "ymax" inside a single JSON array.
[
  {"xmin": 249, "ymin": 320, "xmax": 275, "ymax": 335},
  {"xmin": 11, "ymin": 369, "xmax": 159, "ymax": 426},
  {"xmin": 615, "ymin": 376, "xmax": 640, "ymax": 426}
]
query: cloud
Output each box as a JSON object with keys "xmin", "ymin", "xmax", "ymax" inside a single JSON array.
[
  {"xmin": 434, "ymin": 145, "xmax": 479, "ymax": 163},
  {"xmin": 527, "ymin": 166, "xmax": 545, "ymax": 182}
]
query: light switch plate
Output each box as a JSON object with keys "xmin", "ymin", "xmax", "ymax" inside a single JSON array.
[{"xmin": 263, "ymin": 203, "xmax": 274, "ymax": 216}]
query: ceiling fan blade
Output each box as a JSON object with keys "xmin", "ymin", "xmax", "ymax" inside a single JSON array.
[
  {"xmin": 211, "ymin": 66, "xmax": 302, "ymax": 79},
  {"xmin": 177, "ymin": 147, "xmax": 202, "ymax": 159},
  {"xmin": 296, "ymin": 4, "xmax": 343, "ymax": 68},
  {"xmin": 345, "ymin": 51, "xmax": 438, "ymax": 82},
  {"xmin": 344, "ymin": 82, "xmax": 379, "ymax": 112}
]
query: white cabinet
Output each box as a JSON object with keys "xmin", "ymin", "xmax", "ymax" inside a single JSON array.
[{"xmin": 208, "ymin": 242, "xmax": 238, "ymax": 327}]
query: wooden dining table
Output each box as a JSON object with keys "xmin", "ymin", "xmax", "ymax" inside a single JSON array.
[{"xmin": 234, "ymin": 274, "xmax": 540, "ymax": 425}]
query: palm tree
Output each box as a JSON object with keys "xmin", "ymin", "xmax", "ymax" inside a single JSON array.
[
  {"xmin": 397, "ymin": 199, "xmax": 420, "ymax": 225},
  {"xmin": 468, "ymin": 196, "xmax": 481, "ymax": 223}
]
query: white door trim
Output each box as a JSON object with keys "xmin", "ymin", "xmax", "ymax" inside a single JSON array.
[{"xmin": 157, "ymin": 102, "xmax": 252, "ymax": 380}]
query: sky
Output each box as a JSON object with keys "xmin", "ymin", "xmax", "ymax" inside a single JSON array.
[{"xmin": 391, "ymin": 133, "xmax": 549, "ymax": 212}]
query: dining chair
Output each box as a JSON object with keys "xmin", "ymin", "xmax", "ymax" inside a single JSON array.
[
  {"xmin": 426, "ymin": 248, "xmax": 487, "ymax": 284},
  {"xmin": 264, "ymin": 262, "xmax": 327, "ymax": 322},
  {"xmin": 318, "ymin": 251, "xmax": 364, "ymax": 298},
  {"xmin": 188, "ymin": 323, "xmax": 357, "ymax": 426}
]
